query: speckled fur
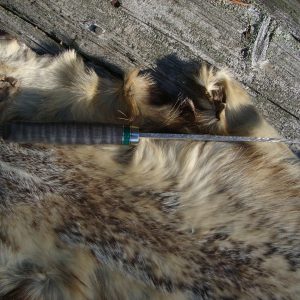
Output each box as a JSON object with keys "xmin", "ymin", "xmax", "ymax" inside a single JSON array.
[{"xmin": 0, "ymin": 37, "xmax": 299, "ymax": 300}]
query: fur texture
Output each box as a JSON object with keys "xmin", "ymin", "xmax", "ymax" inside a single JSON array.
[{"xmin": 0, "ymin": 37, "xmax": 299, "ymax": 300}]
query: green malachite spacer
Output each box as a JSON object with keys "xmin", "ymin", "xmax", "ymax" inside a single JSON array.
[{"xmin": 122, "ymin": 126, "xmax": 131, "ymax": 145}]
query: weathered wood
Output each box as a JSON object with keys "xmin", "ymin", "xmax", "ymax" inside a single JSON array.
[
  {"xmin": 0, "ymin": 0, "xmax": 299, "ymax": 151},
  {"xmin": 257, "ymin": 0, "xmax": 300, "ymax": 40}
]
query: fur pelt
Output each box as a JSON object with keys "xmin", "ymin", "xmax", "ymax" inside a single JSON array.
[{"xmin": 0, "ymin": 37, "xmax": 299, "ymax": 300}]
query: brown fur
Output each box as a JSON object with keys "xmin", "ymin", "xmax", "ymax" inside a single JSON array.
[{"xmin": 0, "ymin": 37, "xmax": 299, "ymax": 299}]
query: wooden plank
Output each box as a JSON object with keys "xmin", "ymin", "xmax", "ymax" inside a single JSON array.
[
  {"xmin": 0, "ymin": 5, "xmax": 62, "ymax": 54},
  {"xmin": 256, "ymin": 0, "xmax": 300, "ymax": 40},
  {"xmin": 0, "ymin": 0, "xmax": 298, "ymax": 151}
]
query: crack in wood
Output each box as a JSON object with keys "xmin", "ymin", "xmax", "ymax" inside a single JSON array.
[{"xmin": 251, "ymin": 16, "xmax": 273, "ymax": 67}]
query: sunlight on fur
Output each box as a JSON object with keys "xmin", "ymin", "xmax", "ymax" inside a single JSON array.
[{"xmin": 0, "ymin": 36, "xmax": 299, "ymax": 300}]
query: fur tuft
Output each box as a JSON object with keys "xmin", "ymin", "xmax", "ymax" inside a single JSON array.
[
  {"xmin": 123, "ymin": 69, "xmax": 154, "ymax": 122},
  {"xmin": 195, "ymin": 64, "xmax": 283, "ymax": 141}
]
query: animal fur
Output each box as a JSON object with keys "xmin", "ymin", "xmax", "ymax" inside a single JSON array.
[{"xmin": 0, "ymin": 37, "xmax": 299, "ymax": 300}]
